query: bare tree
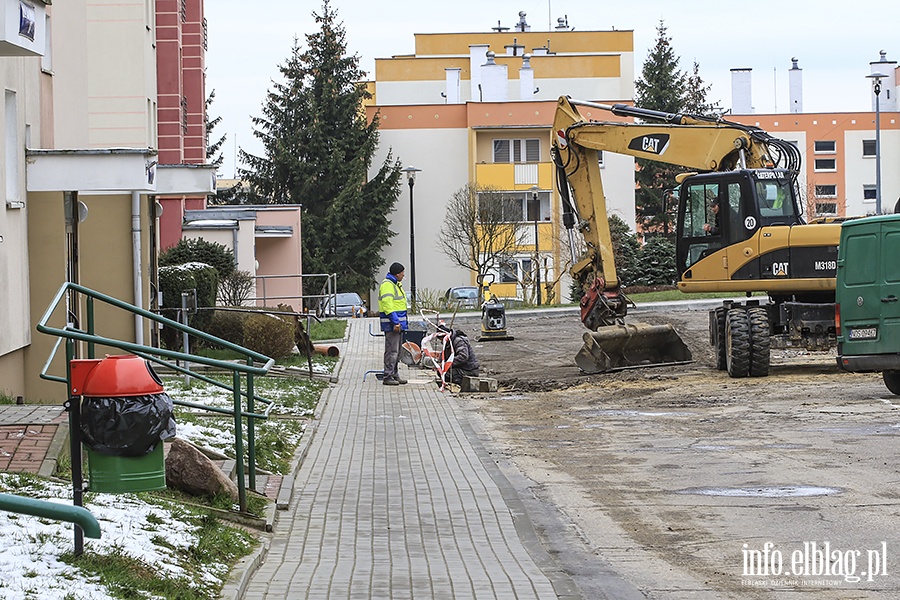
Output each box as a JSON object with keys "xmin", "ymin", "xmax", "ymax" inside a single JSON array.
[{"xmin": 439, "ymin": 183, "xmax": 525, "ymax": 278}]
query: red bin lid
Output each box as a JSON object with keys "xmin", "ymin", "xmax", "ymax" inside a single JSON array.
[{"xmin": 72, "ymin": 354, "xmax": 165, "ymax": 397}]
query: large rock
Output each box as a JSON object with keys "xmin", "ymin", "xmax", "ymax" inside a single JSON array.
[{"xmin": 165, "ymin": 438, "xmax": 238, "ymax": 501}]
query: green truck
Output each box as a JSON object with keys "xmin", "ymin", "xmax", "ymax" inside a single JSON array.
[{"xmin": 836, "ymin": 214, "xmax": 900, "ymax": 394}]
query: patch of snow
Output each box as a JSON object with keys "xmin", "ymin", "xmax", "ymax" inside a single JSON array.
[{"xmin": 0, "ymin": 474, "xmax": 247, "ymax": 599}]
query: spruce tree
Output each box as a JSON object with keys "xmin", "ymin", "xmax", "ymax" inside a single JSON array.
[
  {"xmin": 634, "ymin": 21, "xmax": 687, "ymax": 238},
  {"xmin": 239, "ymin": 0, "xmax": 401, "ymax": 293},
  {"xmin": 205, "ymin": 90, "xmax": 226, "ymax": 169},
  {"xmin": 684, "ymin": 61, "xmax": 719, "ymax": 115}
]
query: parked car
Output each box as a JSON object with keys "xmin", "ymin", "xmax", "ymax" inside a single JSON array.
[
  {"xmin": 323, "ymin": 292, "xmax": 368, "ymax": 318},
  {"xmin": 444, "ymin": 286, "xmax": 480, "ymax": 310}
]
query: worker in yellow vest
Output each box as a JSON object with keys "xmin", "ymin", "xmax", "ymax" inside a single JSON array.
[{"xmin": 378, "ymin": 262, "xmax": 409, "ymax": 386}]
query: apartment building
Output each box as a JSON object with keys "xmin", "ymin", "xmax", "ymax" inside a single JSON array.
[
  {"xmin": 728, "ymin": 55, "xmax": 899, "ymax": 220},
  {"xmin": 0, "ymin": 0, "xmax": 215, "ymax": 403},
  {"xmin": 366, "ymin": 12, "xmax": 636, "ymax": 302}
]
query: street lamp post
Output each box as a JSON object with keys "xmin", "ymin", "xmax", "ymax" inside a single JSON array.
[
  {"xmin": 530, "ymin": 185, "xmax": 541, "ymax": 306},
  {"xmin": 867, "ymin": 71, "xmax": 888, "ymax": 215},
  {"xmin": 402, "ymin": 165, "xmax": 422, "ymax": 310}
]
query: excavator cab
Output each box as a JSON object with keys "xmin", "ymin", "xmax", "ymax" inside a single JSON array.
[{"xmin": 675, "ymin": 168, "xmax": 802, "ymax": 278}]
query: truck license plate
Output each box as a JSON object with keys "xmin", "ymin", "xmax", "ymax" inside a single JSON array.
[{"xmin": 849, "ymin": 327, "xmax": 877, "ymax": 340}]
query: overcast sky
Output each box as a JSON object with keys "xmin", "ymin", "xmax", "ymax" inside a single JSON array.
[{"xmin": 205, "ymin": 1, "xmax": 900, "ymax": 178}]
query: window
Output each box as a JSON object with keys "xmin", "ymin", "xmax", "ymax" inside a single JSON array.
[
  {"xmin": 814, "ymin": 158, "xmax": 836, "ymax": 171},
  {"xmin": 755, "ymin": 181, "xmax": 790, "ymax": 217},
  {"xmin": 863, "ymin": 139, "xmax": 876, "ymax": 157},
  {"xmin": 815, "ymin": 185, "xmax": 837, "ymax": 197},
  {"xmin": 815, "ymin": 203, "xmax": 837, "ymax": 216},
  {"xmin": 478, "ymin": 190, "xmax": 551, "ymax": 222},
  {"xmin": 863, "ymin": 185, "xmax": 876, "ymax": 202},
  {"xmin": 814, "ymin": 140, "xmax": 836, "ymax": 153},
  {"xmin": 493, "ymin": 138, "xmax": 540, "ymax": 163},
  {"xmin": 499, "ymin": 260, "xmax": 519, "ymax": 283},
  {"xmin": 682, "ymin": 182, "xmax": 719, "ymax": 238}
]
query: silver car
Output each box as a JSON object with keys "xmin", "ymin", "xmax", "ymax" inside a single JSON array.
[
  {"xmin": 324, "ymin": 292, "xmax": 368, "ymax": 318},
  {"xmin": 444, "ymin": 286, "xmax": 480, "ymax": 310}
]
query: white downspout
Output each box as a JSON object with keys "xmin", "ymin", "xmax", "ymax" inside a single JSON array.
[{"xmin": 132, "ymin": 190, "xmax": 144, "ymax": 345}]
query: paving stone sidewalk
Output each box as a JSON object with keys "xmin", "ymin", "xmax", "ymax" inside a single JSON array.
[{"xmin": 229, "ymin": 318, "xmax": 573, "ymax": 599}]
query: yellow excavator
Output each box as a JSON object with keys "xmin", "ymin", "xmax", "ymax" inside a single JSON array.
[{"xmin": 552, "ymin": 96, "xmax": 841, "ymax": 376}]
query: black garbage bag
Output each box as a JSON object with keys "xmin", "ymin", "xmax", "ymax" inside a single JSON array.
[{"xmin": 80, "ymin": 393, "xmax": 177, "ymax": 457}]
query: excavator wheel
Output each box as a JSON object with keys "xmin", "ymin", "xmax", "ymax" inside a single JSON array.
[
  {"xmin": 725, "ymin": 307, "xmax": 751, "ymax": 378},
  {"xmin": 747, "ymin": 306, "xmax": 771, "ymax": 377},
  {"xmin": 713, "ymin": 306, "xmax": 727, "ymax": 371}
]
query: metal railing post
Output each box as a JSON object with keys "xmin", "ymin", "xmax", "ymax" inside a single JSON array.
[
  {"xmin": 246, "ymin": 358, "xmax": 256, "ymax": 492},
  {"xmin": 232, "ymin": 371, "xmax": 247, "ymax": 512}
]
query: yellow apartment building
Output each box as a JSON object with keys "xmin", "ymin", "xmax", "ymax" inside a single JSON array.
[{"xmin": 366, "ymin": 12, "xmax": 637, "ymax": 304}]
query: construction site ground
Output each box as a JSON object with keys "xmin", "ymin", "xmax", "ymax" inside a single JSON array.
[{"xmin": 449, "ymin": 302, "xmax": 899, "ymax": 598}]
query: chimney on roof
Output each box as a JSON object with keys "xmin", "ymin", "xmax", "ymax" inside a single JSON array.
[
  {"xmin": 730, "ymin": 68, "xmax": 753, "ymax": 115},
  {"xmin": 870, "ymin": 50, "xmax": 898, "ymax": 112},
  {"xmin": 519, "ymin": 54, "xmax": 535, "ymax": 100},
  {"xmin": 788, "ymin": 58, "xmax": 803, "ymax": 114},
  {"xmin": 445, "ymin": 68, "xmax": 461, "ymax": 104},
  {"xmin": 481, "ymin": 51, "xmax": 509, "ymax": 102},
  {"xmin": 469, "ymin": 44, "xmax": 489, "ymax": 101}
]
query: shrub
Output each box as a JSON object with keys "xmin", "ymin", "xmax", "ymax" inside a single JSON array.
[
  {"xmin": 158, "ymin": 263, "xmax": 219, "ymax": 350},
  {"xmin": 160, "ymin": 238, "xmax": 236, "ymax": 280},
  {"xmin": 208, "ymin": 310, "xmax": 246, "ymax": 346},
  {"xmin": 242, "ymin": 314, "xmax": 295, "ymax": 359}
]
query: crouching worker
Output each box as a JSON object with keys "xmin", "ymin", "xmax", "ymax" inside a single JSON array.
[{"xmin": 438, "ymin": 324, "xmax": 481, "ymax": 384}]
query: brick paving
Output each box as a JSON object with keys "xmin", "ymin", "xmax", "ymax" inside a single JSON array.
[{"xmin": 0, "ymin": 406, "xmax": 66, "ymax": 475}]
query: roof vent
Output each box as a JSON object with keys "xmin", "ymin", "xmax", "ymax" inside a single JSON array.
[
  {"xmin": 491, "ymin": 20, "xmax": 509, "ymax": 32},
  {"xmin": 515, "ymin": 11, "xmax": 529, "ymax": 32}
]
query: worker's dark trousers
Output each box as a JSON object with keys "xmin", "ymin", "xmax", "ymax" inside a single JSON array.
[{"xmin": 383, "ymin": 330, "xmax": 402, "ymax": 379}]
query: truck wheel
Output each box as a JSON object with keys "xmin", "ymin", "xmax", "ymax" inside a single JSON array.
[
  {"xmin": 884, "ymin": 371, "xmax": 900, "ymax": 395},
  {"xmin": 714, "ymin": 307, "xmax": 727, "ymax": 371},
  {"xmin": 725, "ymin": 308, "xmax": 750, "ymax": 378},
  {"xmin": 747, "ymin": 306, "xmax": 770, "ymax": 377}
]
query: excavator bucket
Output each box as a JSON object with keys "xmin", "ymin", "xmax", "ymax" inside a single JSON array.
[{"xmin": 574, "ymin": 322, "xmax": 693, "ymax": 374}]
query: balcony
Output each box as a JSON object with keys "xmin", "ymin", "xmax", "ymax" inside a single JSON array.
[
  {"xmin": 475, "ymin": 162, "xmax": 553, "ymax": 190},
  {"xmin": 0, "ymin": 0, "xmax": 46, "ymax": 57}
]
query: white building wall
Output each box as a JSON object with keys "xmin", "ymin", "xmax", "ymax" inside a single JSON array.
[
  {"xmin": 0, "ymin": 58, "xmax": 41, "ymax": 360},
  {"xmin": 844, "ymin": 128, "xmax": 900, "ymax": 216},
  {"xmin": 49, "ymin": 0, "xmax": 91, "ymax": 146},
  {"xmin": 370, "ymin": 127, "xmax": 472, "ymax": 294},
  {"xmin": 601, "ymin": 152, "xmax": 637, "ymax": 229},
  {"xmin": 85, "ymin": 0, "xmax": 157, "ymax": 148}
]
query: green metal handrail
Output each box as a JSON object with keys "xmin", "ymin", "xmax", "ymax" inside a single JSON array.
[
  {"xmin": 0, "ymin": 492, "xmax": 101, "ymax": 539},
  {"xmin": 36, "ymin": 282, "xmax": 276, "ymax": 555}
]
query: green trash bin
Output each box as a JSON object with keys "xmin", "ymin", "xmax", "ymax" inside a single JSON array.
[
  {"xmin": 86, "ymin": 444, "xmax": 166, "ymax": 493},
  {"xmin": 70, "ymin": 355, "xmax": 175, "ymax": 493}
]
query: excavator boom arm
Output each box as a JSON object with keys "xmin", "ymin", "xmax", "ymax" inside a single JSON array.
[{"xmin": 553, "ymin": 96, "xmax": 792, "ymax": 306}]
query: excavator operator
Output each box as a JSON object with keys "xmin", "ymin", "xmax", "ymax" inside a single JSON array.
[{"xmin": 703, "ymin": 198, "xmax": 720, "ymax": 235}]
